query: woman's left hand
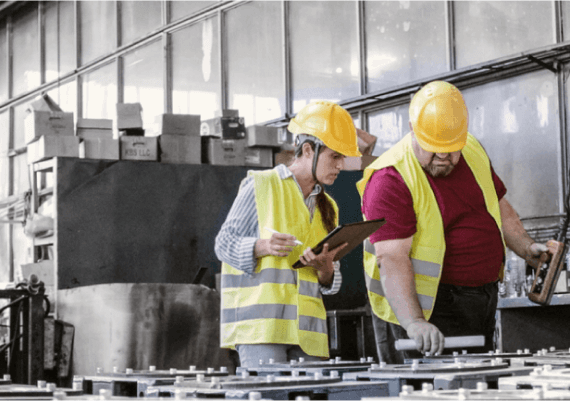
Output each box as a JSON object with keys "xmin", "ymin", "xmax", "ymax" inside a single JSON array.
[{"xmin": 299, "ymin": 243, "xmax": 348, "ymax": 284}]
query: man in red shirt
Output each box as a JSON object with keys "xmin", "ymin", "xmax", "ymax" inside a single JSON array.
[{"xmin": 357, "ymin": 81, "xmax": 550, "ymax": 362}]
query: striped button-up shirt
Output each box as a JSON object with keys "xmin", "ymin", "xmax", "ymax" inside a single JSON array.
[{"xmin": 215, "ymin": 164, "xmax": 342, "ymax": 295}]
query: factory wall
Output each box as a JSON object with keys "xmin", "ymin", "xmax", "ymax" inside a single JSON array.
[{"xmin": 0, "ymin": 1, "xmax": 568, "ymax": 294}]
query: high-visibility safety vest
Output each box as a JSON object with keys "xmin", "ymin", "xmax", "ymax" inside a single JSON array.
[
  {"xmin": 221, "ymin": 169, "xmax": 337, "ymax": 357},
  {"xmin": 356, "ymin": 132, "xmax": 505, "ymax": 325}
]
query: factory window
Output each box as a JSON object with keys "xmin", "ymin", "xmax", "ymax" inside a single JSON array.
[
  {"xmin": 365, "ymin": 1, "xmax": 447, "ymax": 93},
  {"xmin": 225, "ymin": 1, "xmax": 284, "ymax": 125},
  {"xmin": 171, "ymin": 16, "xmax": 220, "ymax": 121},
  {"xmin": 12, "ymin": 4, "xmax": 40, "ymax": 96},
  {"xmin": 454, "ymin": 1, "xmax": 554, "ymax": 69},
  {"xmin": 45, "ymin": 1, "xmax": 76, "ymax": 82},
  {"xmin": 12, "ymin": 153, "xmax": 27, "ymax": 201},
  {"xmin": 0, "ymin": 19, "xmax": 7, "ymax": 102},
  {"xmin": 12, "ymin": 103, "xmax": 27, "ymax": 151},
  {"xmin": 0, "ymin": 110, "xmax": 8, "ymax": 199},
  {"xmin": 122, "ymin": 40, "xmax": 164, "ymax": 132},
  {"xmin": 81, "ymin": 62, "xmax": 117, "ymax": 120},
  {"xmin": 289, "ymin": 1, "xmax": 359, "ymax": 113},
  {"xmin": 169, "ymin": 1, "xmax": 217, "ymax": 23},
  {"xmin": 367, "ymin": 103, "xmax": 410, "ymax": 157},
  {"xmin": 0, "ymin": 224, "xmax": 8, "ymax": 282},
  {"xmin": 47, "ymin": 80, "xmax": 78, "ymax": 126},
  {"xmin": 120, "ymin": 1, "xmax": 162, "ymax": 47},
  {"xmin": 79, "ymin": 1, "xmax": 117, "ymax": 66},
  {"xmin": 462, "ymin": 70, "xmax": 561, "ymax": 219}
]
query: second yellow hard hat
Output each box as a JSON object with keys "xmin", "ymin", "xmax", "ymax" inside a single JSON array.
[
  {"xmin": 409, "ymin": 81, "xmax": 469, "ymax": 153},
  {"xmin": 288, "ymin": 100, "xmax": 362, "ymax": 157}
]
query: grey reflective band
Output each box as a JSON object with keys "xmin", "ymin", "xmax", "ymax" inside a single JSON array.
[
  {"xmin": 222, "ymin": 304, "xmax": 297, "ymax": 324},
  {"xmin": 299, "ymin": 315, "xmax": 327, "ymax": 334},
  {"xmin": 299, "ymin": 280, "xmax": 320, "ymax": 297},
  {"xmin": 411, "ymin": 258, "xmax": 440, "ymax": 278},
  {"xmin": 417, "ymin": 293, "xmax": 435, "ymax": 311},
  {"xmin": 364, "ymin": 238, "xmax": 375, "ymax": 255},
  {"xmin": 364, "ymin": 272, "xmax": 384, "ymax": 297},
  {"xmin": 222, "ymin": 268, "xmax": 296, "ymax": 288},
  {"xmin": 365, "ymin": 269, "xmax": 434, "ymax": 312}
]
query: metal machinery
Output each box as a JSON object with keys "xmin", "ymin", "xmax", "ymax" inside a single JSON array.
[
  {"xmin": 144, "ymin": 370, "xmax": 390, "ymax": 400},
  {"xmin": 73, "ymin": 366, "xmax": 230, "ymax": 397},
  {"xmin": 343, "ymin": 359, "xmax": 536, "ymax": 396},
  {"xmin": 0, "ymin": 275, "xmax": 46, "ymax": 384},
  {"xmin": 237, "ymin": 356, "xmax": 376, "ymax": 377}
]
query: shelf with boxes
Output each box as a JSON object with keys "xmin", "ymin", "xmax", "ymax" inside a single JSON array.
[{"xmin": 24, "ymin": 94, "xmax": 288, "ymax": 168}]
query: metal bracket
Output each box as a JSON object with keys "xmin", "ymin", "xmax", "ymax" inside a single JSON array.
[{"xmin": 527, "ymin": 54, "xmax": 558, "ymax": 73}]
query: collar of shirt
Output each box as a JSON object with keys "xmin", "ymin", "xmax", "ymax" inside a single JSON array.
[{"xmin": 276, "ymin": 164, "xmax": 321, "ymax": 218}]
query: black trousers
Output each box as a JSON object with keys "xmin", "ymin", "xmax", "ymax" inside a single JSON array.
[{"xmin": 372, "ymin": 281, "xmax": 498, "ymax": 362}]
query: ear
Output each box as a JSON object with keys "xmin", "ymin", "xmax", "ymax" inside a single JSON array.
[{"xmin": 301, "ymin": 142, "xmax": 314, "ymax": 158}]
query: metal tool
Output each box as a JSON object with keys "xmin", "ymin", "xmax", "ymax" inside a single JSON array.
[{"xmin": 395, "ymin": 335, "xmax": 485, "ymax": 351}]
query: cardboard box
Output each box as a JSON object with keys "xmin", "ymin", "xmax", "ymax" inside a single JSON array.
[
  {"xmin": 77, "ymin": 118, "xmax": 113, "ymax": 140},
  {"xmin": 200, "ymin": 117, "xmax": 246, "ymax": 139},
  {"xmin": 356, "ymin": 128, "xmax": 377, "ymax": 155},
  {"xmin": 25, "ymin": 94, "xmax": 74, "ymax": 144},
  {"xmin": 120, "ymin": 136, "xmax": 158, "ymax": 161},
  {"xmin": 116, "ymin": 103, "xmax": 143, "ymax": 130},
  {"xmin": 27, "ymin": 135, "xmax": 80, "ymax": 164},
  {"xmin": 246, "ymin": 125, "xmax": 282, "ymax": 148},
  {"xmin": 155, "ymin": 114, "xmax": 201, "ymax": 136},
  {"xmin": 159, "ymin": 135, "xmax": 201, "ymax": 164},
  {"xmin": 202, "ymin": 137, "xmax": 246, "ymax": 166},
  {"xmin": 245, "ymin": 147, "xmax": 273, "ymax": 168},
  {"xmin": 342, "ymin": 154, "xmax": 377, "ymax": 171},
  {"xmin": 79, "ymin": 138, "xmax": 120, "ymax": 160}
]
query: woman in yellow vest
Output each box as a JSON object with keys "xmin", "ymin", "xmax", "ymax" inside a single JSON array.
[
  {"xmin": 356, "ymin": 81, "xmax": 550, "ymax": 361},
  {"xmin": 215, "ymin": 101, "xmax": 361, "ymax": 368}
]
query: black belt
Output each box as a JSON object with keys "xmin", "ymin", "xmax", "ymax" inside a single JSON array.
[{"xmin": 438, "ymin": 280, "xmax": 499, "ymax": 293}]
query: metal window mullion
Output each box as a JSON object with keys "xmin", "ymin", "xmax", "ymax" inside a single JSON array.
[
  {"xmin": 282, "ymin": 0, "xmax": 291, "ymax": 118},
  {"xmin": 163, "ymin": 32, "xmax": 171, "ymax": 114},
  {"xmin": 446, "ymin": 0, "xmax": 456, "ymax": 72},
  {"xmin": 74, "ymin": 1, "xmax": 82, "ymax": 118},
  {"xmin": 163, "ymin": 0, "xmax": 169, "ymax": 26},
  {"xmin": 7, "ymin": 14, "xmax": 12, "ymax": 100},
  {"xmin": 116, "ymin": 0, "xmax": 122, "ymax": 48},
  {"xmin": 555, "ymin": 0, "xmax": 562, "ymax": 44},
  {"xmin": 75, "ymin": 0, "xmax": 82, "ymax": 68},
  {"xmin": 558, "ymin": 67, "xmax": 569, "ymax": 210},
  {"xmin": 219, "ymin": 9, "xmax": 226, "ymax": 111},
  {"xmin": 117, "ymin": 56, "xmax": 123, "ymax": 105},
  {"xmin": 39, "ymin": 1, "xmax": 45, "ymax": 85},
  {"xmin": 358, "ymin": 0, "xmax": 366, "ymax": 97}
]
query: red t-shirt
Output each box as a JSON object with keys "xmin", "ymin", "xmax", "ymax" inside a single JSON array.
[{"xmin": 362, "ymin": 156, "xmax": 506, "ymax": 287}]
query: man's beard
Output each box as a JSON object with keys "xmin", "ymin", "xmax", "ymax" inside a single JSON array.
[{"xmin": 423, "ymin": 156, "xmax": 455, "ymax": 177}]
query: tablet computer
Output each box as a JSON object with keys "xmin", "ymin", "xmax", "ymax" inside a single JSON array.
[{"xmin": 292, "ymin": 218, "xmax": 386, "ymax": 269}]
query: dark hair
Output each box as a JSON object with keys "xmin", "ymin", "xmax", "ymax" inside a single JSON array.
[{"xmin": 294, "ymin": 137, "xmax": 337, "ymax": 233}]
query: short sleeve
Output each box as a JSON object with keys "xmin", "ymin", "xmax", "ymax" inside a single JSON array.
[{"xmin": 362, "ymin": 167, "xmax": 417, "ymax": 243}]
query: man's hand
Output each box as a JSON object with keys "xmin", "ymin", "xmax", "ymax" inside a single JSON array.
[
  {"xmin": 524, "ymin": 241, "xmax": 551, "ymax": 269},
  {"xmin": 254, "ymin": 233, "xmax": 299, "ymax": 258},
  {"xmin": 406, "ymin": 320, "xmax": 445, "ymax": 355},
  {"xmin": 299, "ymin": 242, "xmax": 348, "ymax": 285}
]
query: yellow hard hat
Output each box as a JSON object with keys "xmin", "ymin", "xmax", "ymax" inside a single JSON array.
[
  {"xmin": 409, "ymin": 81, "xmax": 468, "ymax": 153},
  {"xmin": 288, "ymin": 100, "xmax": 362, "ymax": 157}
]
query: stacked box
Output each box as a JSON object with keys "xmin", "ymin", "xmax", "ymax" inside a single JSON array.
[
  {"xmin": 120, "ymin": 136, "xmax": 158, "ymax": 161},
  {"xmin": 76, "ymin": 118, "xmax": 113, "ymax": 140},
  {"xmin": 155, "ymin": 114, "xmax": 200, "ymax": 136},
  {"xmin": 27, "ymin": 136, "xmax": 80, "ymax": 164},
  {"xmin": 116, "ymin": 103, "xmax": 143, "ymax": 130},
  {"xmin": 202, "ymin": 138, "xmax": 246, "ymax": 166},
  {"xmin": 24, "ymin": 94, "xmax": 74, "ymax": 144},
  {"xmin": 79, "ymin": 139, "xmax": 120, "ymax": 160},
  {"xmin": 200, "ymin": 110, "xmax": 246, "ymax": 139},
  {"xmin": 159, "ymin": 135, "xmax": 201, "ymax": 164},
  {"xmin": 246, "ymin": 125, "xmax": 282, "ymax": 148},
  {"xmin": 245, "ymin": 147, "xmax": 273, "ymax": 168}
]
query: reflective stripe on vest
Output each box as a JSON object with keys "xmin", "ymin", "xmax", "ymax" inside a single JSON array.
[
  {"xmin": 299, "ymin": 315, "xmax": 327, "ymax": 334},
  {"xmin": 222, "ymin": 268, "xmax": 296, "ymax": 288},
  {"xmin": 222, "ymin": 304, "xmax": 297, "ymax": 323}
]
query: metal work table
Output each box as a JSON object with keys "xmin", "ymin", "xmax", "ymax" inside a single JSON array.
[{"xmin": 496, "ymin": 294, "xmax": 570, "ymax": 353}]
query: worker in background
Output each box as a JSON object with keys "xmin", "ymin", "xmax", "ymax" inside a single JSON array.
[
  {"xmin": 356, "ymin": 81, "xmax": 550, "ymax": 362},
  {"xmin": 215, "ymin": 101, "xmax": 361, "ymax": 368}
]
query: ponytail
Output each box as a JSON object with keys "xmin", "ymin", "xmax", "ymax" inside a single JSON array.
[{"xmin": 316, "ymin": 190, "xmax": 337, "ymax": 233}]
